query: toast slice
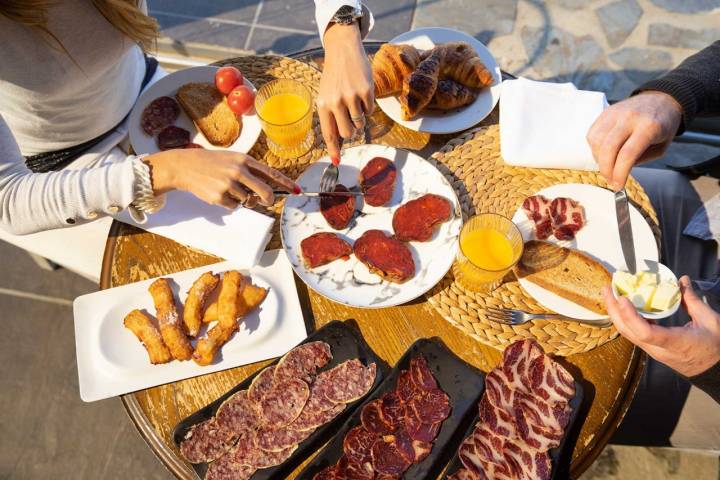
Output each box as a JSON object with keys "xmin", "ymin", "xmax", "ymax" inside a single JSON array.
[
  {"xmin": 515, "ymin": 240, "xmax": 611, "ymax": 315},
  {"xmin": 176, "ymin": 82, "xmax": 241, "ymax": 147}
]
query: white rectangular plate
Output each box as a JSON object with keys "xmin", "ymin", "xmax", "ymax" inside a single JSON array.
[{"xmin": 73, "ymin": 250, "xmax": 307, "ymax": 402}]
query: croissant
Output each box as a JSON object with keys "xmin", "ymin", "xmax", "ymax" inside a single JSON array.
[
  {"xmin": 428, "ymin": 80, "xmax": 478, "ymax": 110},
  {"xmin": 436, "ymin": 42, "xmax": 494, "ymax": 89},
  {"xmin": 372, "ymin": 43, "xmax": 423, "ymax": 98},
  {"xmin": 399, "ymin": 50, "xmax": 442, "ymax": 120}
]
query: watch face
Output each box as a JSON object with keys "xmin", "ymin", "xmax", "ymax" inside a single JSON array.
[{"xmin": 334, "ymin": 4, "xmax": 363, "ymax": 23}]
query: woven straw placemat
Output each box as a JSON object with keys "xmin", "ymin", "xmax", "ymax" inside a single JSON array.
[{"xmin": 425, "ymin": 124, "xmax": 661, "ymax": 356}]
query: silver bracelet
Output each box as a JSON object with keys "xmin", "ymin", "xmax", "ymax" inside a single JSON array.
[{"xmin": 131, "ymin": 154, "xmax": 165, "ymax": 215}]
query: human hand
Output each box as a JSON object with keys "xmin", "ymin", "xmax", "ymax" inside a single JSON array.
[
  {"xmin": 586, "ymin": 91, "xmax": 683, "ymax": 191},
  {"xmin": 144, "ymin": 149, "xmax": 298, "ymax": 209},
  {"xmin": 317, "ymin": 23, "xmax": 374, "ymax": 160},
  {"xmin": 603, "ymin": 276, "xmax": 720, "ymax": 377}
]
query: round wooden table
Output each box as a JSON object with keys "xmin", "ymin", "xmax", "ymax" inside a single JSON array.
[{"xmin": 101, "ymin": 47, "xmax": 645, "ymax": 479}]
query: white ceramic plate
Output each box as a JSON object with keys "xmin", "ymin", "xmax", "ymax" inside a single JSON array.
[
  {"xmin": 512, "ymin": 184, "xmax": 659, "ymax": 320},
  {"xmin": 73, "ymin": 250, "xmax": 306, "ymax": 402},
  {"xmin": 612, "ymin": 259, "xmax": 680, "ymax": 320},
  {"xmin": 128, "ymin": 66, "xmax": 262, "ymax": 155},
  {"xmin": 281, "ymin": 145, "xmax": 462, "ymax": 308},
  {"xmin": 376, "ymin": 27, "xmax": 502, "ymax": 134}
]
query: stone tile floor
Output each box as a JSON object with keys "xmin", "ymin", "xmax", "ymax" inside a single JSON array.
[{"xmin": 2, "ymin": 0, "xmax": 720, "ymax": 479}]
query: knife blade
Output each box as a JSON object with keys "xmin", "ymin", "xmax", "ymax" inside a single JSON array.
[
  {"xmin": 615, "ymin": 188, "xmax": 637, "ymax": 274},
  {"xmin": 273, "ymin": 190, "xmax": 362, "ymax": 198}
]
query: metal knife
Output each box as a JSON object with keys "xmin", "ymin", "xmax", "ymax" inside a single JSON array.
[
  {"xmin": 273, "ymin": 190, "xmax": 362, "ymax": 198},
  {"xmin": 615, "ymin": 188, "xmax": 637, "ymax": 274}
]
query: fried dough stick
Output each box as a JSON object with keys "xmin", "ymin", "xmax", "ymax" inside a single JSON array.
[
  {"xmin": 148, "ymin": 278, "xmax": 193, "ymax": 361},
  {"xmin": 183, "ymin": 271, "xmax": 219, "ymax": 337},
  {"xmin": 201, "ymin": 283, "xmax": 268, "ymax": 324},
  {"xmin": 123, "ymin": 310, "xmax": 173, "ymax": 364}
]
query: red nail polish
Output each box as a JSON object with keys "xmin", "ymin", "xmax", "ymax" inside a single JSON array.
[
  {"xmin": 293, "ymin": 185, "xmax": 302, "ymax": 195},
  {"xmin": 331, "ymin": 156, "xmax": 340, "ymax": 166}
]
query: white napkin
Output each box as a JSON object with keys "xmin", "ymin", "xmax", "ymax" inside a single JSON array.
[
  {"xmin": 500, "ymin": 77, "xmax": 608, "ymax": 171},
  {"xmin": 116, "ymin": 191, "xmax": 274, "ymax": 267}
]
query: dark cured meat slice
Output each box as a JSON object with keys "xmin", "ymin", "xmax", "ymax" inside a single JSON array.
[
  {"xmin": 343, "ymin": 426, "xmax": 376, "ymax": 465},
  {"xmin": 255, "ymin": 425, "xmax": 311, "ymax": 452},
  {"xmin": 447, "ymin": 468, "xmax": 479, "ymax": 480},
  {"xmin": 205, "ymin": 454, "xmax": 256, "ymax": 480},
  {"xmin": 360, "ymin": 157, "xmax": 397, "ymax": 207},
  {"xmin": 522, "ymin": 195, "xmax": 553, "ymax": 240},
  {"xmin": 324, "ymin": 360, "xmax": 377, "ymax": 404},
  {"xmin": 157, "ymin": 125, "xmax": 190, "ymax": 150},
  {"xmin": 179, "ymin": 418, "xmax": 234, "ymax": 464},
  {"xmin": 215, "ymin": 390, "xmax": 259, "ymax": 438},
  {"xmin": 409, "ymin": 356, "xmax": 437, "ymax": 391},
  {"xmin": 395, "ymin": 370, "xmax": 418, "ymax": 403},
  {"xmin": 404, "ymin": 407, "xmax": 441, "ymax": 442},
  {"xmin": 313, "ymin": 465, "xmax": 338, "ymax": 480},
  {"xmin": 353, "ymin": 230, "xmax": 415, "ymax": 284},
  {"xmin": 321, "ymin": 184, "xmax": 356, "ymax": 230},
  {"xmin": 411, "ymin": 439, "xmax": 432, "ymax": 463},
  {"xmin": 291, "ymin": 401, "xmax": 345, "ymax": 431},
  {"xmin": 361, "ymin": 399, "xmax": 393, "ymax": 435},
  {"xmin": 247, "ymin": 366, "xmax": 275, "ymax": 406},
  {"xmin": 386, "ymin": 429, "xmax": 414, "ymax": 464},
  {"xmin": 376, "ymin": 475, "xmax": 400, "ymax": 480},
  {"xmin": 370, "ymin": 437, "xmax": 411, "ymax": 475},
  {"xmin": 301, "ymin": 233, "xmax": 353, "ymax": 269},
  {"xmin": 392, "ymin": 194, "xmax": 453, "ymax": 242},
  {"xmin": 259, "ymin": 378, "xmax": 310, "ymax": 428},
  {"xmin": 378, "ymin": 392, "xmax": 404, "ymax": 431},
  {"xmin": 409, "ymin": 388, "xmax": 451, "ymax": 424},
  {"xmin": 141, "ymin": 96, "xmax": 180, "ymax": 135},
  {"xmin": 275, "ymin": 341, "xmax": 332, "ymax": 383},
  {"xmin": 335, "ymin": 455, "xmax": 375, "ymax": 480},
  {"xmin": 549, "ymin": 197, "xmax": 585, "ymax": 241}
]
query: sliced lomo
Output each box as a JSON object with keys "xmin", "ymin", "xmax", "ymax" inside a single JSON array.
[
  {"xmin": 409, "ymin": 356, "xmax": 437, "ymax": 391},
  {"xmin": 343, "ymin": 426, "xmax": 376, "ymax": 465},
  {"xmin": 361, "ymin": 399, "xmax": 393, "ymax": 435},
  {"xmin": 370, "ymin": 437, "xmax": 412, "ymax": 475},
  {"xmin": 409, "ymin": 388, "xmax": 451, "ymax": 424}
]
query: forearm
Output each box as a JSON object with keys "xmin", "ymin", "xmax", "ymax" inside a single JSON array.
[
  {"xmin": 688, "ymin": 362, "xmax": 720, "ymax": 404},
  {"xmin": 635, "ymin": 40, "xmax": 720, "ymax": 129}
]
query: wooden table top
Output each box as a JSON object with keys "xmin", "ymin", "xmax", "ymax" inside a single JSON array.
[{"xmin": 100, "ymin": 48, "xmax": 644, "ymax": 480}]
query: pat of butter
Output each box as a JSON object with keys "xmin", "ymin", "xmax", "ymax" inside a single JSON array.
[
  {"xmin": 614, "ymin": 271, "xmax": 637, "ymax": 295},
  {"xmin": 636, "ymin": 271, "xmax": 659, "ymax": 288},
  {"xmin": 629, "ymin": 284, "xmax": 656, "ymax": 310},
  {"xmin": 650, "ymin": 281, "xmax": 680, "ymax": 311}
]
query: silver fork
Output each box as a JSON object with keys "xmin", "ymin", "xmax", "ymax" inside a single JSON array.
[
  {"xmin": 485, "ymin": 307, "xmax": 613, "ymax": 328},
  {"xmin": 319, "ymin": 125, "xmax": 369, "ymax": 193}
]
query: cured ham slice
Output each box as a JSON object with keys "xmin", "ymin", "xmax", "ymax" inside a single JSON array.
[
  {"xmin": 549, "ymin": 197, "xmax": 585, "ymax": 240},
  {"xmin": 522, "ymin": 195, "xmax": 553, "ymax": 240}
]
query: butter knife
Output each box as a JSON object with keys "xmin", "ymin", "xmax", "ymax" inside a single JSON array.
[{"xmin": 615, "ymin": 188, "xmax": 637, "ymax": 274}]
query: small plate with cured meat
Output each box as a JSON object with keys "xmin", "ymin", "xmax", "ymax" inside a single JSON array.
[
  {"xmin": 296, "ymin": 337, "xmax": 486, "ymax": 480},
  {"xmin": 173, "ymin": 321, "xmax": 384, "ymax": 480},
  {"xmin": 441, "ymin": 339, "xmax": 584, "ymax": 480},
  {"xmin": 281, "ymin": 144, "xmax": 462, "ymax": 309},
  {"xmin": 128, "ymin": 66, "xmax": 262, "ymax": 155},
  {"xmin": 511, "ymin": 183, "xmax": 658, "ymax": 320}
]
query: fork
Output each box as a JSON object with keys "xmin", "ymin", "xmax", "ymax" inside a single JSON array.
[
  {"xmin": 485, "ymin": 307, "xmax": 613, "ymax": 328},
  {"xmin": 319, "ymin": 124, "xmax": 370, "ymax": 193}
]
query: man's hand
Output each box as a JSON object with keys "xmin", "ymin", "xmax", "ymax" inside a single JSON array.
[
  {"xmin": 586, "ymin": 91, "xmax": 683, "ymax": 191},
  {"xmin": 317, "ymin": 23, "xmax": 374, "ymax": 161},
  {"xmin": 603, "ymin": 276, "xmax": 720, "ymax": 377}
]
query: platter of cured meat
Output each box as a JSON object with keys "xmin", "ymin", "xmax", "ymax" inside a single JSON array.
[
  {"xmin": 512, "ymin": 183, "xmax": 658, "ymax": 320},
  {"xmin": 173, "ymin": 321, "xmax": 383, "ymax": 480},
  {"xmin": 442, "ymin": 340, "xmax": 584, "ymax": 480},
  {"xmin": 296, "ymin": 338, "xmax": 486, "ymax": 480},
  {"xmin": 281, "ymin": 144, "xmax": 462, "ymax": 309}
]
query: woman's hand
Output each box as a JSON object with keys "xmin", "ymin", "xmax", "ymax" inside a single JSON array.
[
  {"xmin": 317, "ymin": 22, "xmax": 374, "ymax": 161},
  {"xmin": 586, "ymin": 91, "xmax": 683, "ymax": 191},
  {"xmin": 144, "ymin": 149, "xmax": 298, "ymax": 209},
  {"xmin": 603, "ymin": 276, "xmax": 720, "ymax": 377}
]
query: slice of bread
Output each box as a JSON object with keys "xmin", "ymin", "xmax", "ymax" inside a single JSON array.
[
  {"xmin": 515, "ymin": 240, "xmax": 611, "ymax": 315},
  {"xmin": 176, "ymin": 82, "xmax": 241, "ymax": 147}
]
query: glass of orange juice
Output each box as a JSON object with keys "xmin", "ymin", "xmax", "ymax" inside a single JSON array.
[
  {"xmin": 255, "ymin": 79, "xmax": 314, "ymax": 159},
  {"xmin": 453, "ymin": 213, "xmax": 524, "ymax": 293}
]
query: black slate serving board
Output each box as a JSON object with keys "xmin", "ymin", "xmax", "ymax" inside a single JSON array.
[
  {"xmin": 172, "ymin": 320, "xmax": 384, "ymax": 480},
  {"xmin": 441, "ymin": 378, "xmax": 585, "ymax": 480},
  {"xmin": 296, "ymin": 337, "xmax": 487, "ymax": 480}
]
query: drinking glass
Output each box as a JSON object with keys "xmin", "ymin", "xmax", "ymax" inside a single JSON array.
[{"xmin": 255, "ymin": 79, "xmax": 314, "ymax": 159}]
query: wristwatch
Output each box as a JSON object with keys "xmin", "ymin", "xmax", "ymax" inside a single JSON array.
[{"xmin": 331, "ymin": 4, "xmax": 364, "ymax": 26}]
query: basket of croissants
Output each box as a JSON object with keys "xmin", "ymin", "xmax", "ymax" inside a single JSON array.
[{"xmin": 372, "ymin": 41, "xmax": 496, "ymax": 120}]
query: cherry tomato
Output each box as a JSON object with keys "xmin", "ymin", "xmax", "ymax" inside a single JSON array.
[
  {"xmin": 215, "ymin": 66, "xmax": 243, "ymax": 95},
  {"xmin": 227, "ymin": 85, "xmax": 255, "ymax": 116}
]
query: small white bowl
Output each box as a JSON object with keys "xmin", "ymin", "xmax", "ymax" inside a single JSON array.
[{"xmin": 611, "ymin": 259, "xmax": 681, "ymax": 320}]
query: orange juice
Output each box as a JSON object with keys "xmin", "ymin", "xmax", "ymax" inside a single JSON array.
[
  {"xmin": 260, "ymin": 93, "xmax": 307, "ymax": 126},
  {"xmin": 460, "ymin": 228, "xmax": 515, "ymax": 271},
  {"xmin": 255, "ymin": 79, "xmax": 314, "ymax": 158}
]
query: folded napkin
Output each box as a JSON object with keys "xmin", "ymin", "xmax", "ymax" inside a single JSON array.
[
  {"xmin": 500, "ymin": 78, "xmax": 608, "ymax": 171},
  {"xmin": 116, "ymin": 191, "xmax": 274, "ymax": 267}
]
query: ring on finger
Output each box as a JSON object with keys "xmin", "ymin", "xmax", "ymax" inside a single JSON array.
[{"xmin": 351, "ymin": 113, "xmax": 365, "ymax": 122}]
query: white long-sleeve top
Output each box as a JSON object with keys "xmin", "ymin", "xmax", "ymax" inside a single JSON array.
[{"xmin": 0, "ymin": 0, "xmax": 373, "ymax": 235}]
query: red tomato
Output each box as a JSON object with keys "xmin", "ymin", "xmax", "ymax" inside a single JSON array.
[
  {"xmin": 227, "ymin": 85, "xmax": 255, "ymax": 116},
  {"xmin": 215, "ymin": 66, "xmax": 243, "ymax": 95}
]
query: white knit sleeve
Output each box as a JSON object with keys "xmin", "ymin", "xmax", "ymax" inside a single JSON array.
[
  {"xmin": 314, "ymin": 0, "xmax": 374, "ymax": 45},
  {"xmin": 0, "ymin": 114, "xmax": 137, "ymax": 235}
]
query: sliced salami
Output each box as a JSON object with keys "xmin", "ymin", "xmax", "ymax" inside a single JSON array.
[
  {"xmin": 335, "ymin": 455, "xmax": 375, "ymax": 480},
  {"xmin": 255, "ymin": 425, "xmax": 311, "ymax": 452},
  {"xmin": 141, "ymin": 96, "xmax": 180, "ymax": 136},
  {"xmin": 404, "ymin": 407, "xmax": 441, "ymax": 442},
  {"xmin": 248, "ymin": 366, "xmax": 276, "ymax": 405},
  {"xmin": 370, "ymin": 437, "xmax": 411, "ymax": 475},
  {"xmin": 343, "ymin": 426, "xmax": 376, "ymax": 465},
  {"xmin": 157, "ymin": 125, "xmax": 190, "ymax": 150},
  {"xmin": 275, "ymin": 341, "xmax": 332, "ymax": 383},
  {"xmin": 215, "ymin": 391, "xmax": 259, "ymax": 438},
  {"xmin": 179, "ymin": 418, "xmax": 234, "ymax": 464},
  {"xmin": 378, "ymin": 392, "xmax": 404, "ymax": 431},
  {"xmin": 361, "ymin": 399, "xmax": 393, "ymax": 435},
  {"xmin": 304, "ymin": 375, "xmax": 341, "ymax": 413},
  {"xmin": 259, "ymin": 378, "xmax": 310, "ymax": 428},
  {"xmin": 409, "ymin": 388, "xmax": 451, "ymax": 424},
  {"xmin": 395, "ymin": 369, "xmax": 418, "ymax": 403},
  {"xmin": 292, "ymin": 401, "xmax": 345, "ymax": 432},
  {"xmin": 313, "ymin": 465, "xmax": 338, "ymax": 480},
  {"xmin": 324, "ymin": 360, "xmax": 377, "ymax": 404},
  {"xmin": 409, "ymin": 356, "xmax": 437, "ymax": 391},
  {"xmin": 205, "ymin": 454, "xmax": 256, "ymax": 480},
  {"xmin": 231, "ymin": 433, "xmax": 297, "ymax": 468}
]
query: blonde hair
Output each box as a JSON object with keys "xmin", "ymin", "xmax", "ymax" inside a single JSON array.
[{"xmin": 0, "ymin": 0, "xmax": 159, "ymax": 52}]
